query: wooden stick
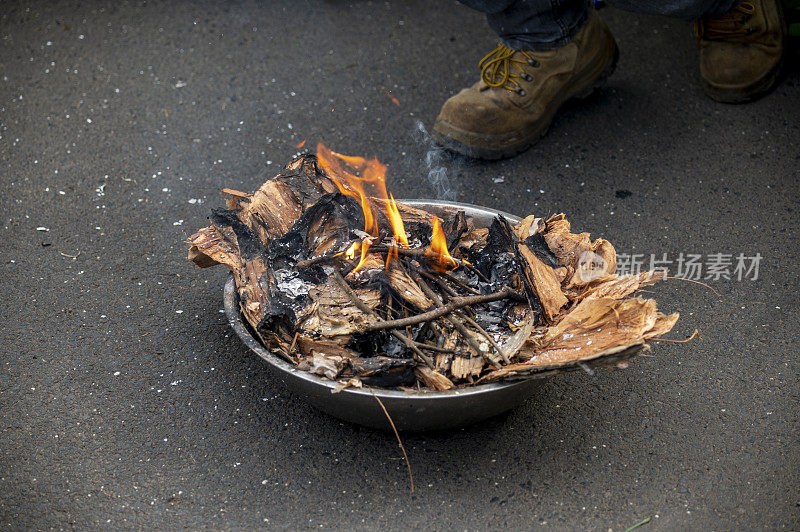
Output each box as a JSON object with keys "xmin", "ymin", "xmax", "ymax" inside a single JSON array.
[
  {"xmin": 464, "ymin": 262, "xmax": 490, "ymax": 283},
  {"xmin": 331, "ymin": 271, "xmax": 434, "ymax": 368},
  {"xmin": 362, "ymin": 288, "xmax": 518, "ymax": 332},
  {"xmin": 370, "ymin": 245, "xmax": 427, "ymax": 257},
  {"xmin": 418, "ymin": 269, "xmax": 457, "ymax": 298},
  {"xmin": 416, "ymin": 268, "xmax": 476, "ymax": 319},
  {"xmin": 368, "ymin": 388, "xmax": 414, "ymax": 493},
  {"xmin": 413, "ymin": 342, "xmax": 458, "ymax": 354},
  {"xmin": 412, "ymin": 275, "xmax": 486, "ymax": 360},
  {"xmin": 441, "ymin": 271, "xmax": 481, "ymax": 295},
  {"xmin": 374, "ymin": 245, "xmax": 474, "ymax": 272},
  {"xmin": 455, "ymin": 310, "xmax": 510, "ymax": 365}
]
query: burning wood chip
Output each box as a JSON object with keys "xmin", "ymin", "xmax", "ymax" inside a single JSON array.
[{"xmin": 188, "ymin": 146, "xmax": 678, "ymax": 391}]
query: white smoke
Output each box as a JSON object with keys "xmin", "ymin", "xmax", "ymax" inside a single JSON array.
[{"xmin": 413, "ymin": 120, "xmax": 457, "ymax": 201}]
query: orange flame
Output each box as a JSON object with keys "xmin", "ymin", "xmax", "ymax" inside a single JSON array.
[
  {"xmin": 386, "ymin": 193, "xmax": 408, "ymax": 247},
  {"xmin": 295, "ymin": 139, "xmax": 306, "ymax": 149},
  {"xmin": 352, "ymin": 240, "xmax": 371, "ymax": 274},
  {"xmin": 427, "ymin": 215, "xmax": 458, "ymax": 271},
  {"xmin": 344, "ymin": 241, "xmax": 359, "ymax": 260},
  {"xmin": 385, "ymin": 244, "xmax": 399, "ymax": 272},
  {"xmin": 316, "ymin": 143, "xmax": 380, "ymax": 236},
  {"xmin": 316, "ymin": 143, "xmax": 409, "ymax": 247}
]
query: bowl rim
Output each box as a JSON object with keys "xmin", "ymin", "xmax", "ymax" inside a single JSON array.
[{"xmin": 224, "ymin": 198, "xmax": 537, "ymax": 400}]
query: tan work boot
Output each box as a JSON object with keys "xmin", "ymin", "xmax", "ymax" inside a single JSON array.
[
  {"xmin": 694, "ymin": 0, "xmax": 785, "ymax": 103},
  {"xmin": 433, "ymin": 10, "xmax": 618, "ymax": 160}
]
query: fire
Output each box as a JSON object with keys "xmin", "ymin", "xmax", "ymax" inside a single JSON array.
[
  {"xmin": 344, "ymin": 241, "xmax": 359, "ymax": 260},
  {"xmin": 316, "ymin": 143, "xmax": 379, "ymax": 236},
  {"xmin": 334, "ymin": 240, "xmax": 373, "ymax": 275},
  {"xmin": 385, "ymin": 243, "xmax": 399, "ymax": 272},
  {"xmin": 427, "ymin": 215, "xmax": 458, "ymax": 271},
  {"xmin": 316, "ymin": 143, "xmax": 409, "ymax": 246},
  {"xmin": 386, "ymin": 193, "xmax": 408, "ymax": 247},
  {"xmin": 352, "ymin": 240, "xmax": 371, "ymax": 274}
]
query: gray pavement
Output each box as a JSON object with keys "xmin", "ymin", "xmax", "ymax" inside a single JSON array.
[{"xmin": 1, "ymin": 1, "xmax": 799, "ymax": 529}]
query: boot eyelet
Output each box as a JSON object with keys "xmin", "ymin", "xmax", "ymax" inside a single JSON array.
[
  {"xmin": 523, "ymin": 74, "xmax": 533, "ymax": 82},
  {"xmin": 517, "ymin": 89, "xmax": 526, "ymax": 96},
  {"xmin": 527, "ymin": 59, "xmax": 539, "ymax": 67}
]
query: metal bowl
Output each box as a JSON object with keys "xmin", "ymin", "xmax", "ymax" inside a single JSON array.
[{"xmin": 223, "ymin": 200, "xmax": 636, "ymax": 431}]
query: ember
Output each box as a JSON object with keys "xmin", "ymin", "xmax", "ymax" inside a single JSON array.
[{"xmin": 188, "ymin": 146, "xmax": 678, "ymax": 390}]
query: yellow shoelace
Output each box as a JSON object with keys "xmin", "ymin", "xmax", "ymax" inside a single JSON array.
[
  {"xmin": 696, "ymin": 1, "xmax": 757, "ymax": 43},
  {"xmin": 479, "ymin": 43, "xmax": 538, "ymax": 94}
]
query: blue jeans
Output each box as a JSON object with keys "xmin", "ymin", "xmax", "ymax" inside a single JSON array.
[{"xmin": 459, "ymin": 0, "xmax": 741, "ymax": 50}]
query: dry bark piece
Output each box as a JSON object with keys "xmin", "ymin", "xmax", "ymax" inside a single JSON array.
[
  {"xmin": 450, "ymin": 353, "xmax": 485, "ymax": 381},
  {"xmin": 386, "ymin": 263, "xmax": 433, "ymax": 310},
  {"xmin": 188, "ymin": 215, "xmax": 278, "ymax": 346},
  {"xmin": 516, "ymin": 244, "xmax": 568, "ymax": 323},
  {"xmin": 642, "ymin": 312, "xmax": 681, "ymax": 340},
  {"xmin": 298, "ymin": 276, "xmax": 382, "ymax": 340},
  {"xmin": 222, "ymin": 188, "xmax": 252, "ymax": 211},
  {"xmin": 543, "ymin": 213, "xmax": 616, "ymax": 288},
  {"xmin": 296, "ymin": 335, "xmax": 359, "ymax": 360},
  {"xmin": 298, "ymin": 353, "xmax": 345, "ymax": 380},
  {"xmin": 443, "ymin": 209, "xmax": 469, "ymax": 251},
  {"xmin": 414, "ymin": 366, "xmax": 455, "ymax": 390},
  {"xmin": 456, "ymin": 227, "xmax": 488, "ymax": 254},
  {"xmin": 512, "ymin": 215, "xmax": 544, "ymax": 240},
  {"xmin": 480, "ymin": 296, "xmax": 678, "ymax": 382},
  {"xmin": 571, "ymin": 270, "xmax": 667, "ymax": 302},
  {"xmin": 187, "ymin": 225, "xmax": 242, "ymax": 269}
]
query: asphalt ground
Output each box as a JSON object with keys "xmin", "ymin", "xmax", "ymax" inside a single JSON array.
[{"xmin": 1, "ymin": 1, "xmax": 799, "ymax": 529}]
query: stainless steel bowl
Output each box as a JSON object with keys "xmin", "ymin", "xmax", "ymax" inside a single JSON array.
[{"xmin": 223, "ymin": 200, "xmax": 638, "ymax": 431}]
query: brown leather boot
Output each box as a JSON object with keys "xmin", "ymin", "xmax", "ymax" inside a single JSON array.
[
  {"xmin": 433, "ymin": 11, "xmax": 618, "ymax": 160},
  {"xmin": 694, "ymin": 0, "xmax": 785, "ymax": 103}
]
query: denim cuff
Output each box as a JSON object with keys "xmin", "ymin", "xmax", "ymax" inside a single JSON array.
[{"xmin": 499, "ymin": 6, "xmax": 591, "ymax": 50}]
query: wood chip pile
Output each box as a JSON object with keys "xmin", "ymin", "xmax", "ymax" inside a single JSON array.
[{"xmin": 188, "ymin": 150, "xmax": 678, "ymax": 391}]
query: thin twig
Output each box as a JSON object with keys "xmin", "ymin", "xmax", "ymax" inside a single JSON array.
[
  {"xmin": 413, "ymin": 274, "xmax": 494, "ymax": 364},
  {"xmin": 418, "ymin": 269, "xmax": 457, "ymax": 297},
  {"xmin": 374, "ymin": 245, "xmax": 475, "ymax": 272},
  {"xmin": 412, "ymin": 264, "xmax": 475, "ymax": 318},
  {"xmin": 464, "ymin": 262, "xmax": 490, "ymax": 283},
  {"xmin": 370, "ymin": 245, "xmax": 427, "ymax": 257},
  {"xmin": 331, "ymin": 271, "xmax": 434, "ymax": 368},
  {"xmin": 441, "ymin": 271, "xmax": 481, "ymax": 295},
  {"xmin": 413, "ymin": 342, "xmax": 458, "ymax": 354},
  {"xmin": 424, "ymin": 289, "xmax": 484, "ymax": 358},
  {"xmin": 664, "ymin": 276, "xmax": 721, "ymax": 297},
  {"xmin": 362, "ymin": 288, "xmax": 518, "ymax": 332},
  {"xmin": 624, "ymin": 516, "xmax": 651, "ymax": 532},
  {"xmin": 653, "ymin": 328, "xmax": 700, "ymax": 343},
  {"xmin": 455, "ymin": 310, "xmax": 509, "ymax": 364},
  {"xmin": 369, "ymin": 388, "xmax": 414, "ymax": 494}
]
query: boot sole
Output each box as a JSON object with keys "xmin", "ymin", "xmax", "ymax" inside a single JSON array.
[{"xmin": 433, "ymin": 43, "xmax": 619, "ymax": 161}]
